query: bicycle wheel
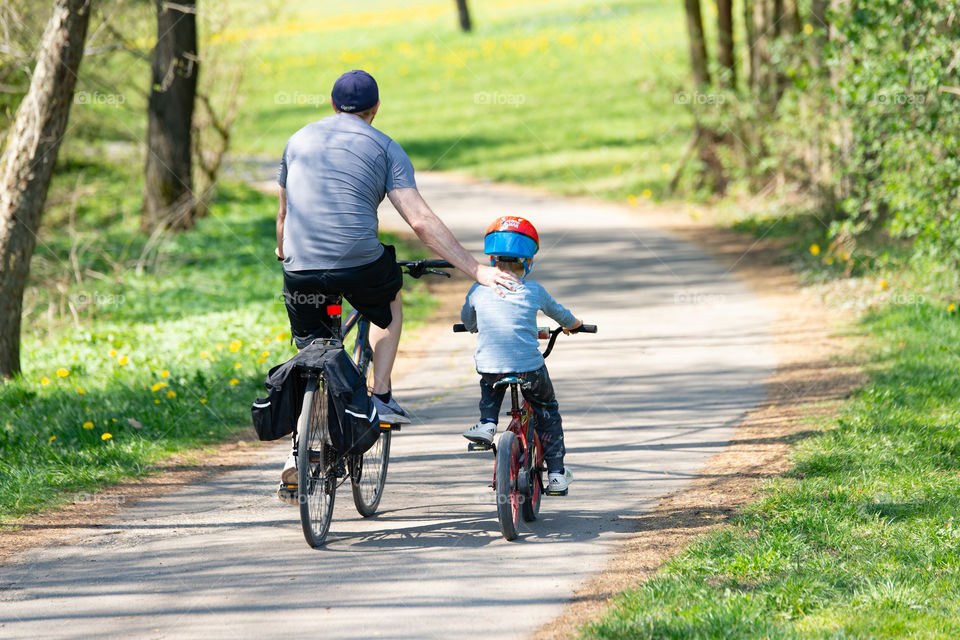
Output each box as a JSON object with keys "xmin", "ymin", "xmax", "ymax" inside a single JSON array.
[
  {"xmin": 349, "ymin": 331, "xmax": 391, "ymax": 516},
  {"xmin": 349, "ymin": 429, "xmax": 391, "ymax": 517},
  {"xmin": 495, "ymin": 430, "xmax": 522, "ymax": 541},
  {"xmin": 521, "ymin": 432, "xmax": 543, "ymax": 522},
  {"xmin": 298, "ymin": 377, "xmax": 336, "ymax": 548}
]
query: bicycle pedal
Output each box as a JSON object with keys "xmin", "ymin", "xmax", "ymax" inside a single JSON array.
[
  {"xmin": 467, "ymin": 442, "xmax": 493, "ymax": 452},
  {"xmin": 544, "ymin": 489, "xmax": 568, "ymax": 496}
]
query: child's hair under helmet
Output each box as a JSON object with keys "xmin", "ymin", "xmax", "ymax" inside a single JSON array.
[{"xmin": 483, "ymin": 216, "xmax": 539, "ymax": 276}]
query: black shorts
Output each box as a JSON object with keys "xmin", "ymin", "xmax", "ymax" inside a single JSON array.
[{"xmin": 282, "ymin": 244, "xmax": 403, "ymax": 348}]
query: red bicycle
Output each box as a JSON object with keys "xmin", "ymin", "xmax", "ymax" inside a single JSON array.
[{"xmin": 453, "ymin": 323, "xmax": 597, "ymax": 540}]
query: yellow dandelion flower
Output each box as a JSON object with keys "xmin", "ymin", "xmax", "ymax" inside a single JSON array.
[
  {"xmin": 166, "ymin": 390, "xmax": 177, "ymax": 399},
  {"xmin": 77, "ymin": 387, "xmax": 86, "ymax": 395},
  {"xmin": 257, "ymin": 357, "xmax": 266, "ymax": 363},
  {"xmin": 83, "ymin": 421, "xmax": 94, "ymax": 429},
  {"xmin": 229, "ymin": 378, "xmax": 239, "ymax": 386},
  {"xmin": 49, "ymin": 435, "xmax": 56, "ymax": 443},
  {"xmin": 626, "ymin": 194, "xmax": 638, "ymax": 206},
  {"xmin": 949, "ymin": 303, "xmax": 956, "ymax": 313},
  {"xmin": 216, "ymin": 343, "xmax": 223, "ymax": 351},
  {"xmin": 154, "ymin": 399, "xmax": 161, "ymax": 404},
  {"xmin": 809, "ymin": 244, "xmax": 821, "ymax": 256},
  {"xmin": 108, "ymin": 349, "xmax": 118, "ymax": 358},
  {"xmin": 200, "ymin": 351, "xmax": 210, "ymax": 359},
  {"xmin": 880, "ymin": 279, "xmax": 888, "ymax": 290},
  {"xmin": 56, "ymin": 368, "xmax": 69, "ymax": 378},
  {"xmin": 228, "ymin": 340, "xmax": 242, "ymax": 353},
  {"xmin": 111, "ymin": 418, "xmax": 117, "ymax": 422},
  {"xmin": 101, "ymin": 433, "xmax": 113, "ymax": 440},
  {"xmin": 160, "ymin": 369, "xmax": 170, "ymax": 378},
  {"xmin": 118, "ymin": 355, "xmax": 129, "ymax": 366},
  {"xmin": 261, "ymin": 351, "xmax": 270, "ymax": 358},
  {"xmin": 803, "ymin": 23, "xmax": 814, "ymax": 35},
  {"xmin": 641, "ymin": 189, "xmax": 653, "ymax": 199},
  {"xmin": 200, "ymin": 398, "xmax": 208, "ymax": 404},
  {"xmin": 275, "ymin": 333, "xmax": 285, "ymax": 341},
  {"xmin": 826, "ymin": 256, "xmax": 835, "ymax": 265},
  {"xmin": 234, "ymin": 362, "xmax": 242, "ymax": 369},
  {"xmin": 841, "ymin": 251, "xmax": 851, "ymax": 262},
  {"xmin": 662, "ymin": 163, "xmax": 672, "ymax": 174},
  {"xmin": 40, "ymin": 377, "xmax": 51, "ymax": 386},
  {"xmin": 150, "ymin": 382, "xmax": 167, "ymax": 392}
]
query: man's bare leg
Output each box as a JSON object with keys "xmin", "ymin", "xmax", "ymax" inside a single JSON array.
[{"xmin": 369, "ymin": 292, "xmax": 402, "ymax": 395}]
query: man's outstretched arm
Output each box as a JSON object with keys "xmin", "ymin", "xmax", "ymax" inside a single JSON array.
[
  {"xmin": 388, "ymin": 187, "xmax": 519, "ymax": 293},
  {"xmin": 275, "ymin": 187, "xmax": 287, "ymax": 260}
]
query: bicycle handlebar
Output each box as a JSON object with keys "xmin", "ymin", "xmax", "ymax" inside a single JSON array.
[
  {"xmin": 452, "ymin": 323, "xmax": 596, "ymax": 334},
  {"xmin": 398, "ymin": 259, "xmax": 454, "ymax": 279}
]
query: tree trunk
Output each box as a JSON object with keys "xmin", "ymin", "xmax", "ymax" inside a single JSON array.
[
  {"xmin": 143, "ymin": 0, "xmax": 198, "ymax": 232},
  {"xmin": 683, "ymin": 0, "xmax": 711, "ymax": 87},
  {"xmin": 743, "ymin": 0, "xmax": 758, "ymax": 92},
  {"xmin": 455, "ymin": 0, "xmax": 472, "ymax": 32},
  {"xmin": 0, "ymin": 0, "xmax": 91, "ymax": 378},
  {"xmin": 716, "ymin": 0, "xmax": 736, "ymax": 88}
]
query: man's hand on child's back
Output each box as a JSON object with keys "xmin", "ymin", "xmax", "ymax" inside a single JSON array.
[
  {"xmin": 475, "ymin": 264, "xmax": 520, "ymax": 298},
  {"xmin": 562, "ymin": 319, "xmax": 583, "ymax": 335}
]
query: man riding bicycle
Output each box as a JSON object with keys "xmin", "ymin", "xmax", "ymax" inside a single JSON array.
[{"xmin": 275, "ymin": 70, "xmax": 518, "ymax": 492}]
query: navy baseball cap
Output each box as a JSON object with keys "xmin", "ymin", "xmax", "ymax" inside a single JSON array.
[{"xmin": 331, "ymin": 70, "xmax": 379, "ymax": 113}]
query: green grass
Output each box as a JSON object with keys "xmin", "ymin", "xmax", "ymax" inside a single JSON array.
[
  {"xmin": 0, "ymin": 159, "xmax": 434, "ymax": 522},
  {"xmin": 583, "ymin": 266, "xmax": 960, "ymax": 637},
  {"xmin": 65, "ymin": 0, "xmax": 692, "ymax": 203}
]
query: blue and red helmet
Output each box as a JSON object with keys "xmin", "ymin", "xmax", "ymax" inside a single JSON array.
[{"xmin": 483, "ymin": 216, "xmax": 539, "ymax": 259}]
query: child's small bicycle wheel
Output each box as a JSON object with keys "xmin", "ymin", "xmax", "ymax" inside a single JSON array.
[
  {"xmin": 521, "ymin": 433, "xmax": 543, "ymax": 522},
  {"xmin": 495, "ymin": 430, "xmax": 522, "ymax": 540}
]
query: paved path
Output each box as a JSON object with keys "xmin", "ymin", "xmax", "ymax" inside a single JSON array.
[{"xmin": 0, "ymin": 173, "xmax": 775, "ymax": 639}]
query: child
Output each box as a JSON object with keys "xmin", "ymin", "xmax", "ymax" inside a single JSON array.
[{"xmin": 460, "ymin": 216, "xmax": 582, "ymax": 494}]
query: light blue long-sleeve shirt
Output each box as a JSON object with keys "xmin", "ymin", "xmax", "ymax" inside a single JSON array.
[{"xmin": 460, "ymin": 280, "xmax": 577, "ymax": 374}]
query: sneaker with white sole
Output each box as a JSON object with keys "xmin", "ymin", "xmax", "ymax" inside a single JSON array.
[
  {"xmin": 546, "ymin": 467, "xmax": 573, "ymax": 495},
  {"xmin": 462, "ymin": 421, "xmax": 497, "ymax": 445},
  {"xmin": 372, "ymin": 395, "xmax": 412, "ymax": 425},
  {"xmin": 277, "ymin": 453, "xmax": 298, "ymax": 506}
]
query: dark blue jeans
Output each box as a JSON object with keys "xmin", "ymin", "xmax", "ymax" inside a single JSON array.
[{"xmin": 478, "ymin": 365, "xmax": 565, "ymax": 472}]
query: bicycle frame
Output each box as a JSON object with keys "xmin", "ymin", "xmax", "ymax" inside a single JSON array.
[{"xmin": 494, "ymin": 380, "xmax": 544, "ymax": 500}]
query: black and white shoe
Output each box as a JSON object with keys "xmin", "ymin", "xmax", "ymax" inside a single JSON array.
[
  {"xmin": 462, "ymin": 421, "xmax": 497, "ymax": 445},
  {"xmin": 546, "ymin": 468, "xmax": 573, "ymax": 495},
  {"xmin": 372, "ymin": 395, "xmax": 412, "ymax": 425}
]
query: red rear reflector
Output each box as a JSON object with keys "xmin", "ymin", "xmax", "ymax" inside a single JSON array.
[{"xmin": 327, "ymin": 305, "xmax": 342, "ymax": 315}]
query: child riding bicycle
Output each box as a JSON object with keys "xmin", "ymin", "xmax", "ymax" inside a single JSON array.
[{"xmin": 460, "ymin": 216, "xmax": 582, "ymax": 494}]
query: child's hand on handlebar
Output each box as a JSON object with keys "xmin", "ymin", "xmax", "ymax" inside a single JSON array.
[{"xmin": 562, "ymin": 319, "xmax": 583, "ymax": 335}]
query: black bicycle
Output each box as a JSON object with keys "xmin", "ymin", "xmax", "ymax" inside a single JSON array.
[{"xmin": 293, "ymin": 259, "xmax": 454, "ymax": 548}]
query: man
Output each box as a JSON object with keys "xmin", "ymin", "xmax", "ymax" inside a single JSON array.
[{"xmin": 275, "ymin": 70, "xmax": 517, "ymax": 488}]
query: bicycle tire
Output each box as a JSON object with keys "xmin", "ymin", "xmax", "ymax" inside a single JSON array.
[
  {"xmin": 350, "ymin": 339, "xmax": 391, "ymax": 516},
  {"xmin": 349, "ymin": 430, "xmax": 390, "ymax": 516},
  {"xmin": 521, "ymin": 433, "xmax": 543, "ymax": 522},
  {"xmin": 298, "ymin": 377, "xmax": 336, "ymax": 548},
  {"xmin": 495, "ymin": 430, "xmax": 522, "ymax": 541}
]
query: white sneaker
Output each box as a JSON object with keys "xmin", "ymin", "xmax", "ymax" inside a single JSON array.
[
  {"xmin": 372, "ymin": 395, "xmax": 412, "ymax": 425},
  {"xmin": 281, "ymin": 452, "xmax": 297, "ymax": 485},
  {"xmin": 462, "ymin": 421, "xmax": 497, "ymax": 445},
  {"xmin": 547, "ymin": 468, "xmax": 573, "ymax": 494}
]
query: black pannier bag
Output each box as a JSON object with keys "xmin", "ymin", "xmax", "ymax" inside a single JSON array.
[{"xmin": 251, "ymin": 341, "xmax": 380, "ymax": 456}]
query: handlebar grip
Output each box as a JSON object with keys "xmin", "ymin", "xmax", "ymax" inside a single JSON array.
[
  {"xmin": 574, "ymin": 324, "xmax": 597, "ymax": 334},
  {"xmin": 452, "ymin": 323, "xmax": 468, "ymax": 333}
]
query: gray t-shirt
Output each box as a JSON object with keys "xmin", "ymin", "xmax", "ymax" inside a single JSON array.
[
  {"xmin": 277, "ymin": 113, "xmax": 417, "ymax": 271},
  {"xmin": 460, "ymin": 280, "xmax": 577, "ymax": 374}
]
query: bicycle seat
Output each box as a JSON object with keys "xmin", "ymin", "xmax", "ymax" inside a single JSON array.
[{"xmin": 492, "ymin": 375, "xmax": 532, "ymax": 390}]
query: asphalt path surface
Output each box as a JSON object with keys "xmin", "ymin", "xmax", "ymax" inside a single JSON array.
[{"xmin": 0, "ymin": 172, "xmax": 774, "ymax": 639}]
